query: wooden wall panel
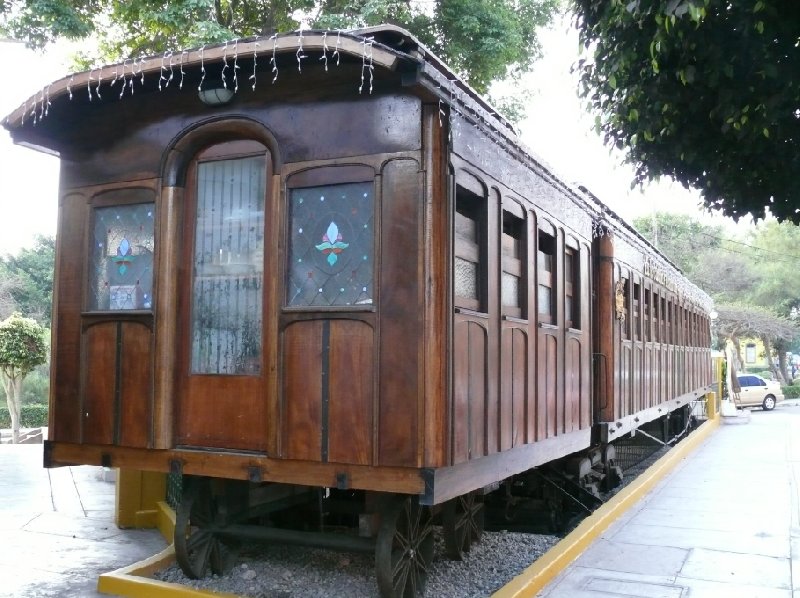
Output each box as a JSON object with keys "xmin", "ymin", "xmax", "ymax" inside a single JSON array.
[
  {"xmin": 500, "ymin": 326, "xmax": 528, "ymax": 450},
  {"xmin": 452, "ymin": 319, "xmax": 487, "ymax": 464},
  {"xmin": 378, "ymin": 159, "xmax": 422, "ymax": 467},
  {"xmin": 283, "ymin": 321, "xmax": 323, "ymax": 461},
  {"xmin": 51, "ymin": 192, "xmax": 88, "ymax": 443},
  {"xmin": 82, "ymin": 323, "xmax": 116, "ymax": 445},
  {"xmin": 565, "ymin": 337, "xmax": 581, "ymax": 434},
  {"xmin": 539, "ymin": 333, "xmax": 558, "ymax": 438},
  {"xmin": 621, "ymin": 345, "xmax": 631, "ymax": 419},
  {"xmin": 118, "ymin": 322, "xmax": 153, "ymax": 448},
  {"xmin": 328, "ymin": 320, "xmax": 374, "ymax": 465}
]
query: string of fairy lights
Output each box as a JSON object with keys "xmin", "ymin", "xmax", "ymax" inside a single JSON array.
[{"xmin": 6, "ymin": 26, "xmax": 709, "ymax": 311}]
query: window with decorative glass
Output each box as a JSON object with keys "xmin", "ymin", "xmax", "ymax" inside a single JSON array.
[
  {"xmin": 454, "ymin": 186, "xmax": 485, "ymax": 312},
  {"xmin": 501, "ymin": 209, "xmax": 525, "ymax": 318},
  {"xmin": 287, "ymin": 181, "xmax": 374, "ymax": 308},
  {"xmin": 537, "ymin": 230, "xmax": 555, "ymax": 324},
  {"xmin": 89, "ymin": 203, "xmax": 155, "ymax": 311},
  {"xmin": 190, "ymin": 152, "xmax": 266, "ymax": 375},
  {"xmin": 633, "ymin": 282, "xmax": 641, "ymax": 341},
  {"xmin": 565, "ymin": 246, "xmax": 579, "ymax": 329}
]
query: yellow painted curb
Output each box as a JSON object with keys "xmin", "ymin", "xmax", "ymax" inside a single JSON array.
[
  {"xmin": 99, "ymin": 415, "xmax": 719, "ymax": 598},
  {"xmin": 98, "ymin": 501, "xmax": 239, "ymax": 597},
  {"xmin": 492, "ymin": 415, "xmax": 720, "ymax": 598}
]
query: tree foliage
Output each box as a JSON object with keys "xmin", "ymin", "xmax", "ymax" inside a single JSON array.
[
  {"xmin": 0, "ymin": 0, "xmax": 559, "ymax": 94},
  {"xmin": 572, "ymin": 0, "xmax": 800, "ymax": 223},
  {"xmin": 0, "ymin": 235, "xmax": 55, "ymax": 326},
  {"xmin": 0, "ymin": 312, "xmax": 48, "ymax": 443}
]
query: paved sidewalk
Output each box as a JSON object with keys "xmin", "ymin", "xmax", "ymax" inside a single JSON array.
[
  {"xmin": 538, "ymin": 403, "xmax": 800, "ymax": 597},
  {"xmin": 0, "ymin": 444, "xmax": 167, "ymax": 598}
]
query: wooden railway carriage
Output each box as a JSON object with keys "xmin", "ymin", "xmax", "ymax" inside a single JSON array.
[{"xmin": 3, "ymin": 25, "xmax": 712, "ymax": 596}]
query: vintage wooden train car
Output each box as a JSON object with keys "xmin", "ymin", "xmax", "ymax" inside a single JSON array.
[{"xmin": 3, "ymin": 25, "xmax": 712, "ymax": 596}]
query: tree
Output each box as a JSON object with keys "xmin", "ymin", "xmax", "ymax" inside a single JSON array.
[
  {"xmin": 741, "ymin": 220, "xmax": 800, "ymax": 317},
  {"xmin": 0, "ymin": 313, "xmax": 48, "ymax": 443},
  {"xmin": 572, "ymin": 0, "xmax": 800, "ymax": 224},
  {"xmin": 632, "ymin": 212, "xmax": 722, "ymax": 275},
  {"xmin": 0, "ymin": 0, "xmax": 559, "ymax": 94},
  {"xmin": 0, "ymin": 235, "xmax": 55, "ymax": 326},
  {"xmin": 715, "ymin": 304, "xmax": 798, "ymax": 383}
]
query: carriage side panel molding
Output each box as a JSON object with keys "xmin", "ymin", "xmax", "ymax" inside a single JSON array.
[{"xmin": 378, "ymin": 158, "xmax": 423, "ymax": 467}]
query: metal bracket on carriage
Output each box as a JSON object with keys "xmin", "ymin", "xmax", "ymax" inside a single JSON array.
[{"xmin": 336, "ymin": 472, "xmax": 350, "ymax": 490}]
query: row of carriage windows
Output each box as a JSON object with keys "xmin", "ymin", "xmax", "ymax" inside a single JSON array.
[
  {"xmin": 87, "ymin": 151, "xmax": 709, "ymax": 377},
  {"xmin": 623, "ymin": 279, "xmax": 709, "ymax": 347},
  {"xmin": 454, "ymin": 184, "xmax": 580, "ymax": 329}
]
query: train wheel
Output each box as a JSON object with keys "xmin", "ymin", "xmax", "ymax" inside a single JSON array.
[
  {"xmin": 442, "ymin": 491, "xmax": 484, "ymax": 560},
  {"xmin": 174, "ymin": 477, "xmax": 238, "ymax": 579},
  {"xmin": 375, "ymin": 495, "xmax": 435, "ymax": 598}
]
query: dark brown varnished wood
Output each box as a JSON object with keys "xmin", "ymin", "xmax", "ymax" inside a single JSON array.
[{"xmin": 378, "ymin": 159, "xmax": 423, "ymax": 467}]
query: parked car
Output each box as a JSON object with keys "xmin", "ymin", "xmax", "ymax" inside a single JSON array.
[{"xmin": 735, "ymin": 374, "xmax": 785, "ymax": 410}]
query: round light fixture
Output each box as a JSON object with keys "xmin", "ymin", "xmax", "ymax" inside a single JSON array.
[{"xmin": 198, "ymin": 87, "xmax": 235, "ymax": 106}]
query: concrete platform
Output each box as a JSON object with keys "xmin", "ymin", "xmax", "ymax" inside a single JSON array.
[
  {"xmin": 535, "ymin": 401, "xmax": 800, "ymax": 598},
  {"xmin": 0, "ymin": 443, "xmax": 167, "ymax": 597}
]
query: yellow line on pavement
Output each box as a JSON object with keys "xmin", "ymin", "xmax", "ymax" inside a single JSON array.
[{"xmin": 493, "ymin": 416, "xmax": 720, "ymax": 598}]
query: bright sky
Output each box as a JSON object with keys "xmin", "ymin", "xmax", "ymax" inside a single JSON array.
[{"xmin": 0, "ymin": 21, "xmax": 744, "ymax": 256}]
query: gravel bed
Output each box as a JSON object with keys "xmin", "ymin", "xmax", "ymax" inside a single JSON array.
[{"xmin": 155, "ymin": 526, "xmax": 559, "ymax": 597}]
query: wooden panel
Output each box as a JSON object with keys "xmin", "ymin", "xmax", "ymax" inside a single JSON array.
[
  {"xmin": 46, "ymin": 441, "xmax": 426, "ymax": 496},
  {"xmin": 538, "ymin": 332, "xmax": 558, "ymax": 438},
  {"xmin": 283, "ymin": 321, "xmax": 323, "ymax": 460},
  {"xmin": 118, "ymin": 322, "xmax": 153, "ymax": 448},
  {"xmin": 501, "ymin": 326, "xmax": 528, "ymax": 450},
  {"xmin": 82, "ymin": 323, "xmax": 116, "ymax": 445},
  {"xmin": 328, "ymin": 320, "xmax": 374, "ymax": 466},
  {"xmin": 51, "ymin": 192, "xmax": 88, "ymax": 443},
  {"xmin": 621, "ymin": 344, "xmax": 631, "ymax": 419},
  {"xmin": 469, "ymin": 323, "xmax": 487, "ymax": 458},
  {"xmin": 378, "ymin": 159, "xmax": 422, "ymax": 467},
  {"xmin": 452, "ymin": 318, "xmax": 487, "ymax": 464},
  {"xmin": 565, "ymin": 337, "xmax": 581, "ymax": 434}
]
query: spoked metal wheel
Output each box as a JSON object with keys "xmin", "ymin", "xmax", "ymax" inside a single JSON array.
[
  {"xmin": 375, "ymin": 495, "xmax": 435, "ymax": 598},
  {"xmin": 174, "ymin": 477, "xmax": 239, "ymax": 579},
  {"xmin": 442, "ymin": 491, "xmax": 484, "ymax": 560}
]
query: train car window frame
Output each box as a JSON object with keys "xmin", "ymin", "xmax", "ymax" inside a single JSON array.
[
  {"xmin": 633, "ymin": 281, "xmax": 641, "ymax": 341},
  {"xmin": 501, "ymin": 205, "xmax": 526, "ymax": 319},
  {"xmin": 644, "ymin": 287, "xmax": 651, "ymax": 342},
  {"xmin": 564, "ymin": 243, "xmax": 580, "ymax": 330},
  {"xmin": 186, "ymin": 141, "xmax": 269, "ymax": 376},
  {"xmin": 537, "ymin": 228, "xmax": 556, "ymax": 325},
  {"xmin": 652, "ymin": 291, "xmax": 660, "ymax": 343},
  {"xmin": 454, "ymin": 182, "xmax": 487, "ymax": 313},
  {"xmin": 621, "ymin": 276, "xmax": 630, "ymax": 341},
  {"xmin": 87, "ymin": 191, "xmax": 156, "ymax": 313},
  {"xmin": 284, "ymin": 165, "xmax": 377, "ymax": 312}
]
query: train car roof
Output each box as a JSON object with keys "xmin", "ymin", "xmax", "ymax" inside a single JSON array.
[{"xmin": 2, "ymin": 24, "xmax": 711, "ymax": 311}]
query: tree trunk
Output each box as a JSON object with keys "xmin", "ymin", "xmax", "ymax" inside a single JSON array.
[
  {"xmin": 2, "ymin": 375, "xmax": 22, "ymax": 444},
  {"xmin": 761, "ymin": 336, "xmax": 784, "ymax": 384}
]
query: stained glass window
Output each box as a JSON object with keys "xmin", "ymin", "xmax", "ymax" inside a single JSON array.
[
  {"xmin": 191, "ymin": 155, "xmax": 266, "ymax": 375},
  {"xmin": 90, "ymin": 203, "xmax": 155, "ymax": 311},
  {"xmin": 287, "ymin": 182, "xmax": 374, "ymax": 307}
]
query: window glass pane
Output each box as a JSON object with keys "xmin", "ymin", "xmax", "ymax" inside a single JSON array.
[
  {"xmin": 538, "ymin": 284, "xmax": 551, "ymax": 316},
  {"xmin": 191, "ymin": 156, "xmax": 265, "ymax": 375},
  {"xmin": 287, "ymin": 182, "xmax": 374, "ymax": 307},
  {"xmin": 455, "ymin": 257, "xmax": 478, "ymax": 300},
  {"xmin": 90, "ymin": 203, "xmax": 155, "ymax": 310},
  {"xmin": 502, "ymin": 272, "xmax": 519, "ymax": 307}
]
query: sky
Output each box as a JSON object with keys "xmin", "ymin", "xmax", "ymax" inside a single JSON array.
[{"xmin": 0, "ymin": 20, "xmax": 743, "ymax": 255}]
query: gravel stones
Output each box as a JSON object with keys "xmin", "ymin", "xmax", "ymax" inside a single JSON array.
[{"xmin": 155, "ymin": 526, "xmax": 559, "ymax": 597}]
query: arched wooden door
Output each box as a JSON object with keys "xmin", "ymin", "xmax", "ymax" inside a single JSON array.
[{"xmin": 175, "ymin": 140, "xmax": 271, "ymax": 451}]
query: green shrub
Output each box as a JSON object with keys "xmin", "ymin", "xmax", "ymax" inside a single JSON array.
[
  {"xmin": 0, "ymin": 404, "xmax": 49, "ymax": 428},
  {"xmin": 782, "ymin": 385, "xmax": 800, "ymax": 399}
]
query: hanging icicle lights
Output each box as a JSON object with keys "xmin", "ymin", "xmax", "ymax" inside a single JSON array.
[{"xmin": 3, "ymin": 25, "xmax": 705, "ymax": 305}]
